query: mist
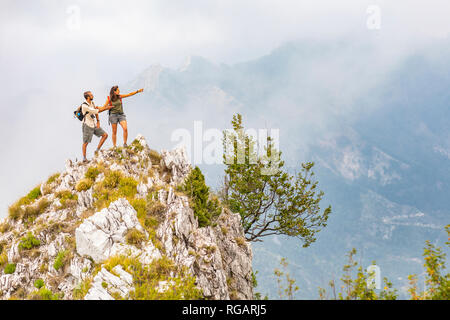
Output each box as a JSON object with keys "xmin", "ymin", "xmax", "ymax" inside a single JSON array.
[{"xmin": 1, "ymin": 0, "xmax": 449, "ymax": 218}]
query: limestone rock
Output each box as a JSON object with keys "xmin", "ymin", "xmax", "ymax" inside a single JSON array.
[
  {"xmin": 160, "ymin": 147, "xmax": 191, "ymax": 185},
  {"xmin": 69, "ymin": 256, "xmax": 93, "ymax": 282},
  {"xmin": 75, "ymin": 198, "xmax": 145, "ymax": 263},
  {"xmin": 84, "ymin": 266, "xmax": 133, "ymax": 300}
]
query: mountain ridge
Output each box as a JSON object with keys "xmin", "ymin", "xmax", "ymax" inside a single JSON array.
[
  {"xmin": 0, "ymin": 135, "xmax": 253, "ymax": 300},
  {"xmin": 118, "ymin": 40, "xmax": 449, "ymax": 298}
]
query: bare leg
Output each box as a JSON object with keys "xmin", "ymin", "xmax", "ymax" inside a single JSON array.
[
  {"xmin": 97, "ymin": 133, "xmax": 108, "ymax": 150},
  {"xmin": 119, "ymin": 120, "xmax": 128, "ymax": 146},
  {"xmin": 111, "ymin": 124, "xmax": 118, "ymax": 147},
  {"xmin": 82, "ymin": 142, "xmax": 88, "ymax": 160}
]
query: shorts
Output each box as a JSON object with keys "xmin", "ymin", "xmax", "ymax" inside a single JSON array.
[
  {"xmin": 109, "ymin": 113, "xmax": 127, "ymax": 124},
  {"xmin": 82, "ymin": 123, "xmax": 106, "ymax": 144}
]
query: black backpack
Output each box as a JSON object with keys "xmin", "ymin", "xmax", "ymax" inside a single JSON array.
[{"xmin": 74, "ymin": 102, "xmax": 88, "ymax": 121}]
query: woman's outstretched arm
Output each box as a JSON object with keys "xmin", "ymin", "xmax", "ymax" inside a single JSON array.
[{"xmin": 120, "ymin": 88, "xmax": 144, "ymax": 99}]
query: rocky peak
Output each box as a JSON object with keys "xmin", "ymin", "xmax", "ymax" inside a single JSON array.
[
  {"xmin": 0, "ymin": 134, "xmax": 253, "ymax": 300},
  {"xmin": 179, "ymin": 55, "xmax": 216, "ymax": 73},
  {"xmin": 127, "ymin": 65, "xmax": 165, "ymax": 92}
]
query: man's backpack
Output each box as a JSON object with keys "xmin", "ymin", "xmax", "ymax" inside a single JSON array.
[{"xmin": 74, "ymin": 102, "xmax": 88, "ymax": 121}]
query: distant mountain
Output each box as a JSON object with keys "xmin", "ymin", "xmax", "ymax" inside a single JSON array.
[{"xmin": 122, "ymin": 39, "xmax": 450, "ymax": 299}]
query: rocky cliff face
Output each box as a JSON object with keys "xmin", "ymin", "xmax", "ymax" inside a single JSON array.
[{"xmin": 0, "ymin": 135, "xmax": 253, "ymax": 300}]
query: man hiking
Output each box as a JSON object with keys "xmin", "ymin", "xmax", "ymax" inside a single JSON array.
[{"xmin": 81, "ymin": 91, "xmax": 113, "ymax": 163}]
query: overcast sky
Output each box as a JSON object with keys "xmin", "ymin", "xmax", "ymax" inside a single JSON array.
[
  {"xmin": 0, "ymin": 0, "xmax": 449, "ymax": 217},
  {"xmin": 1, "ymin": 0, "xmax": 449, "ymax": 94}
]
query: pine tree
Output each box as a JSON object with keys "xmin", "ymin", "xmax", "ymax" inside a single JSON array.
[
  {"xmin": 180, "ymin": 166, "xmax": 221, "ymax": 227},
  {"xmin": 221, "ymin": 114, "xmax": 331, "ymax": 246}
]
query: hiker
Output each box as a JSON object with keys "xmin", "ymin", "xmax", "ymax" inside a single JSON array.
[
  {"xmin": 105, "ymin": 85, "xmax": 144, "ymax": 148},
  {"xmin": 81, "ymin": 91, "xmax": 113, "ymax": 163}
]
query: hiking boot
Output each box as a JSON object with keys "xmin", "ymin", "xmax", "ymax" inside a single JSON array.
[
  {"xmin": 82, "ymin": 158, "xmax": 89, "ymax": 164},
  {"xmin": 123, "ymin": 143, "xmax": 128, "ymax": 148},
  {"xmin": 94, "ymin": 149, "xmax": 100, "ymax": 156}
]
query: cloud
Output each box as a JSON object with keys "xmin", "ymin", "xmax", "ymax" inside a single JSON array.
[
  {"xmin": 2, "ymin": 0, "xmax": 450, "ymax": 91},
  {"xmin": 1, "ymin": 0, "xmax": 449, "ymax": 217}
]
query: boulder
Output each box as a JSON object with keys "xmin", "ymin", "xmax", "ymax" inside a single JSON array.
[{"xmin": 75, "ymin": 198, "xmax": 145, "ymax": 263}]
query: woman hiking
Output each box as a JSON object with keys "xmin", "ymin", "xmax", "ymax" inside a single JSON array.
[{"xmin": 105, "ymin": 85, "xmax": 144, "ymax": 148}]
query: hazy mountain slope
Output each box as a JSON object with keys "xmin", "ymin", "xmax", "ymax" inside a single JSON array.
[{"xmin": 118, "ymin": 39, "xmax": 449, "ymax": 299}]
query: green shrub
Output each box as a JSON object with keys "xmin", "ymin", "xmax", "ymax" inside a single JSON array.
[
  {"xmin": 29, "ymin": 287, "xmax": 60, "ymax": 300},
  {"xmin": 21, "ymin": 198, "xmax": 50, "ymax": 224},
  {"xmin": 125, "ymin": 228, "xmax": 146, "ymax": 249},
  {"xmin": 79, "ymin": 165, "xmax": 106, "ymax": 191},
  {"xmin": 130, "ymin": 198, "xmax": 147, "ymax": 220},
  {"xmin": 0, "ymin": 222, "xmax": 10, "ymax": 233},
  {"xmin": 119, "ymin": 176, "xmax": 138, "ymax": 198},
  {"xmin": 179, "ymin": 167, "xmax": 222, "ymax": 227},
  {"xmin": 145, "ymin": 201, "xmax": 165, "ymax": 232},
  {"xmin": 4, "ymin": 263, "xmax": 16, "ymax": 274},
  {"xmin": 75, "ymin": 178, "xmax": 94, "ymax": 192},
  {"xmin": 16, "ymin": 196, "xmax": 32, "ymax": 207},
  {"xmin": 8, "ymin": 203, "xmax": 23, "ymax": 220},
  {"xmin": 27, "ymin": 186, "xmax": 42, "ymax": 201},
  {"xmin": 34, "ymin": 279, "xmax": 45, "ymax": 289},
  {"xmin": 131, "ymin": 139, "xmax": 144, "ymax": 152},
  {"xmin": 132, "ymin": 257, "xmax": 202, "ymax": 300},
  {"xmin": 55, "ymin": 190, "xmax": 78, "ymax": 209},
  {"xmin": 221, "ymin": 226, "xmax": 228, "ymax": 236},
  {"xmin": 130, "ymin": 198, "xmax": 162, "ymax": 247},
  {"xmin": 39, "ymin": 263, "xmax": 48, "ymax": 273},
  {"xmin": 19, "ymin": 232, "xmax": 41, "ymax": 251},
  {"xmin": 10, "ymin": 197, "xmax": 50, "ymax": 223},
  {"xmin": 235, "ymin": 237, "xmax": 246, "ymax": 248},
  {"xmin": 103, "ymin": 171, "xmax": 122, "ymax": 189},
  {"xmin": 72, "ymin": 278, "xmax": 93, "ymax": 300},
  {"xmin": 56, "ymin": 190, "xmax": 77, "ymax": 200},
  {"xmin": 0, "ymin": 240, "xmax": 6, "ymax": 255},
  {"xmin": 85, "ymin": 167, "xmax": 101, "ymax": 181},
  {"xmin": 53, "ymin": 250, "xmax": 69, "ymax": 271},
  {"xmin": 146, "ymin": 200, "xmax": 166, "ymax": 218},
  {"xmin": 93, "ymin": 171, "xmax": 138, "ymax": 211},
  {"xmin": 149, "ymin": 149, "xmax": 162, "ymax": 164},
  {"xmin": 7, "ymin": 186, "xmax": 42, "ymax": 218},
  {"xmin": 46, "ymin": 173, "xmax": 60, "ymax": 185},
  {"xmin": 65, "ymin": 235, "xmax": 76, "ymax": 251},
  {"xmin": 42, "ymin": 173, "xmax": 61, "ymax": 194},
  {"xmin": 144, "ymin": 215, "xmax": 160, "ymax": 231},
  {"xmin": 103, "ymin": 255, "xmax": 203, "ymax": 300},
  {"xmin": 0, "ymin": 252, "xmax": 7, "ymax": 268},
  {"xmin": 7, "ymin": 186, "xmax": 43, "ymax": 220}
]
